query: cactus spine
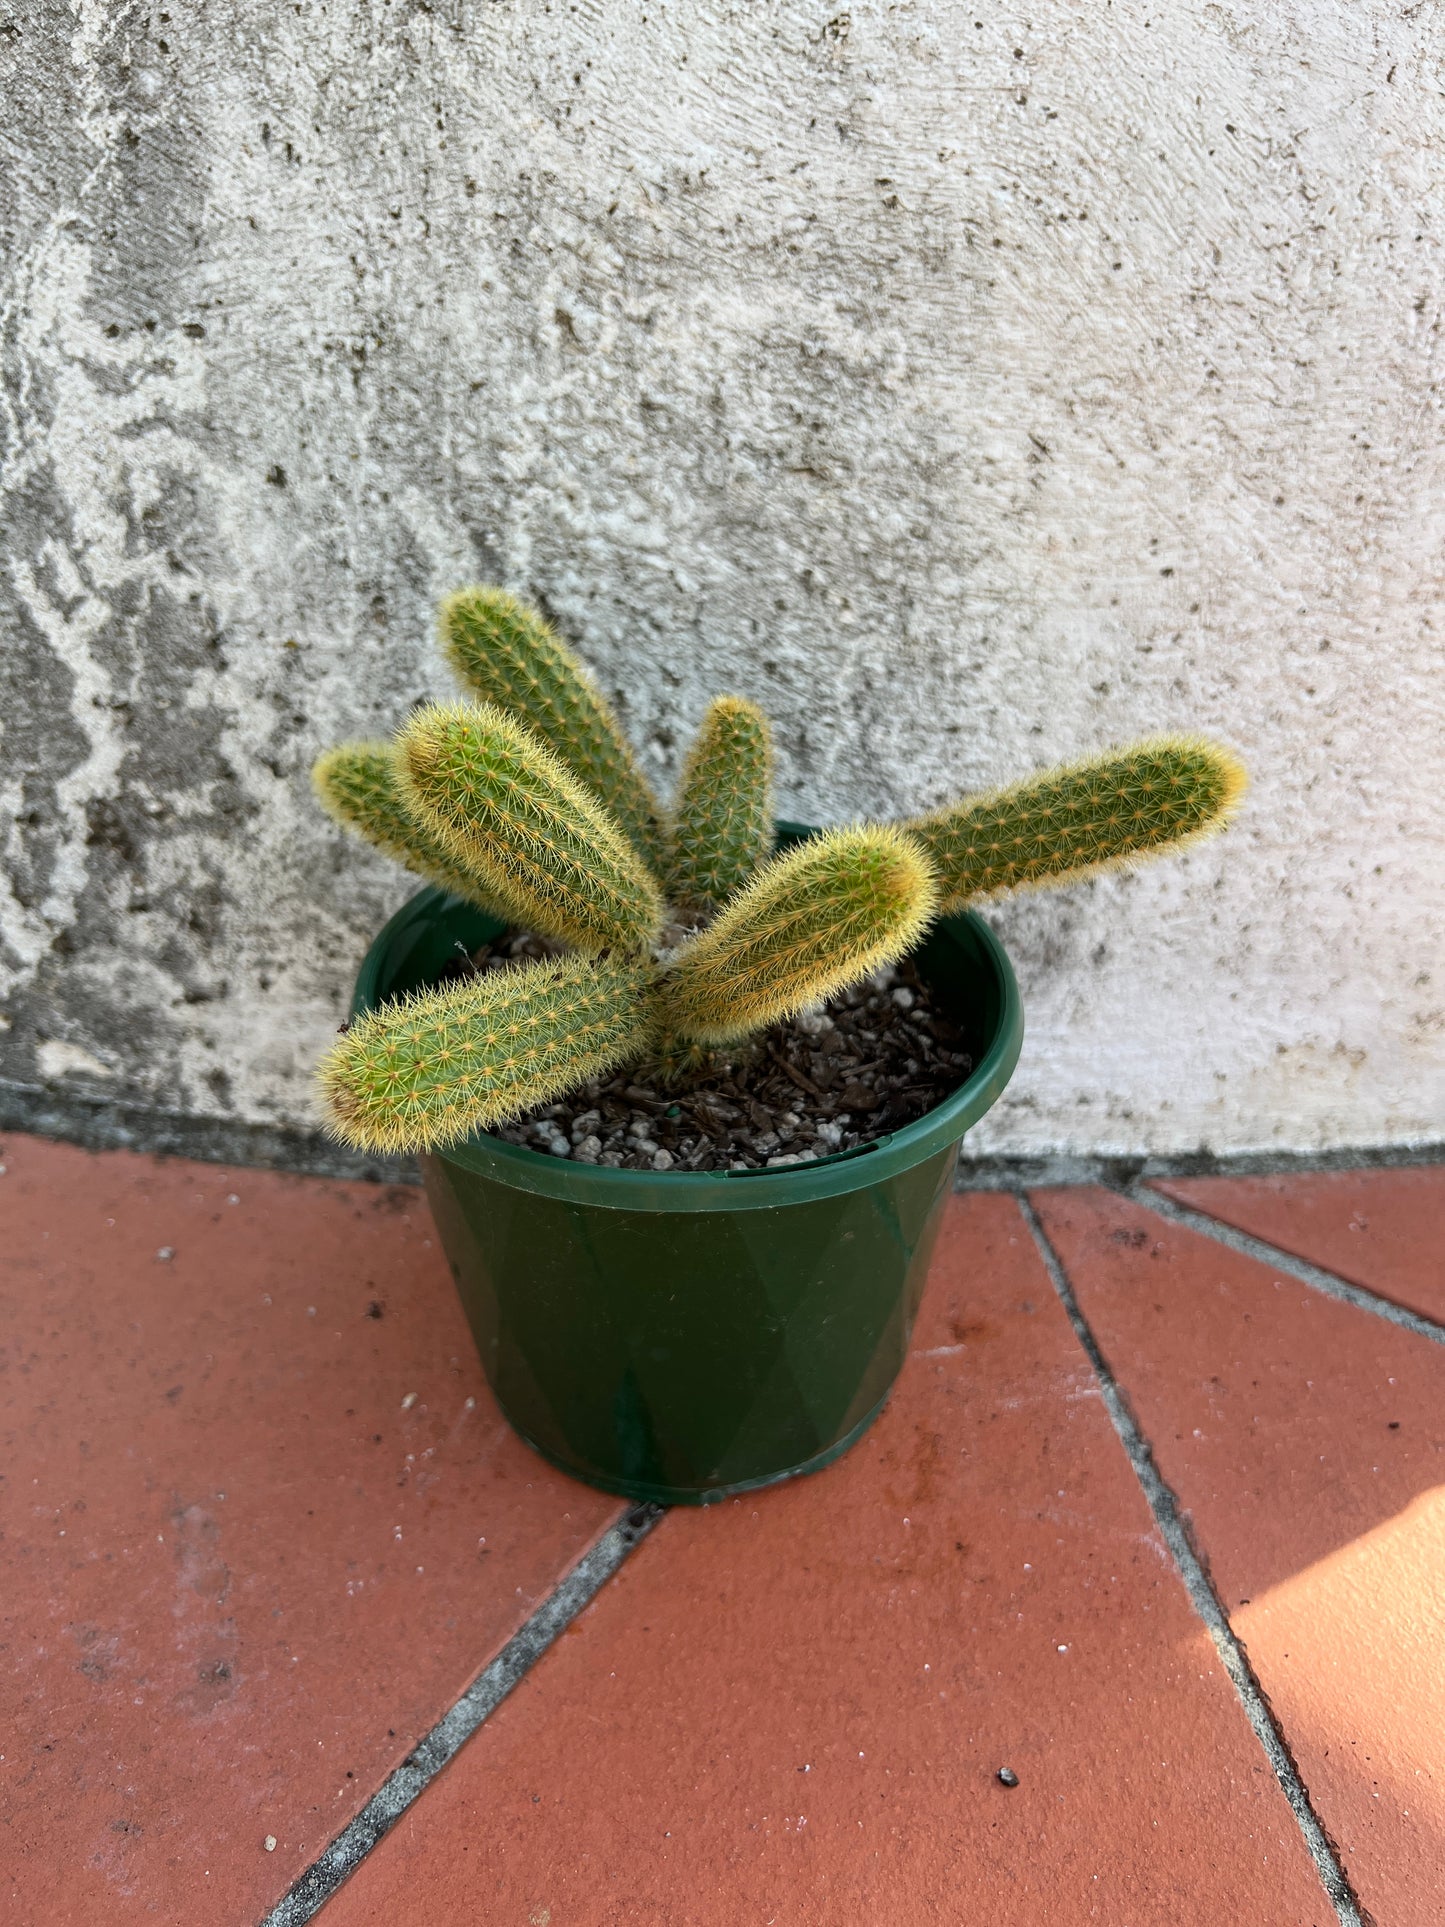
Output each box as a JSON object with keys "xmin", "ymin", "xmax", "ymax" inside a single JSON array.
[
  {"xmin": 312, "ymin": 742, "xmax": 517, "ymax": 916},
  {"xmin": 395, "ymin": 702, "xmax": 665, "ymax": 957},
  {"xmin": 907, "ymin": 736, "xmax": 1247, "ymax": 912},
  {"xmin": 319, "ymin": 955, "xmax": 655, "ymax": 1153},
  {"xmin": 667, "ymin": 696, "xmax": 774, "ymax": 913},
  {"xmin": 441, "ymin": 586, "xmax": 668, "ymax": 871},
  {"xmin": 659, "ymin": 826, "xmax": 938, "ymax": 1046}
]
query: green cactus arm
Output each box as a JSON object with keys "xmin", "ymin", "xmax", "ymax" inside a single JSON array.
[
  {"xmin": 311, "ymin": 741, "xmax": 529, "ymax": 918},
  {"xmin": 657, "ymin": 825, "xmax": 938, "ymax": 1046},
  {"xmin": 440, "ymin": 586, "xmax": 668, "ymax": 874},
  {"xmin": 906, "ymin": 736, "xmax": 1247, "ymax": 912},
  {"xmin": 318, "ymin": 954, "xmax": 656, "ymax": 1154},
  {"xmin": 395, "ymin": 702, "xmax": 665, "ymax": 957},
  {"xmin": 666, "ymin": 695, "xmax": 774, "ymax": 913}
]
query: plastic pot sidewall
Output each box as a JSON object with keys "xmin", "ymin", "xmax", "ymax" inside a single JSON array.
[{"xmin": 351, "ymin": 845, "xmax": 1022, "ymax": 1505}]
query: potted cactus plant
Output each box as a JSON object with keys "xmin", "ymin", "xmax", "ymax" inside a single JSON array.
[{"xmin": 315, "ymin": 588, "xmax": 1244, "ymax": 1503}]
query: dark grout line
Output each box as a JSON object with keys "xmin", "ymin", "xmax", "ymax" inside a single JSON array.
[
  {"xmin": 1123, "ymin": 1181, "xmax": 1445, "ymax": 1349},
  {"xmin": 258, "ymin": 1504, "xmax": 664, "ymax": 1927},
  {"xmin": 953, "ymin": 1141, "xmax": 1445, "ymax": 1191},
  {"xmin": 1018, "ymin": 1196, "xmax": 1374, "ymax": 1927}
]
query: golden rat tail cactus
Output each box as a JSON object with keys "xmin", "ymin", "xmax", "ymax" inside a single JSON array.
[
  {"xmin": 440, "ymin": 586, "xmax": 669, "ymax": 872},
  {"xmin": 319, "ymin": 955, "xmax": 656, "ymax": 1154},
  {"xmin": 907, "ymin": 736, "xmax": 1246, "ymax": 912},
  {"xmin": 394, "ymin": 701, "xmax": 665, "ymax": 957},
  {"xmin": 659, "ymin": 827, "xmax": 936, "ymax": 1046},
  {"xmin": 313, "ymin": 741, "xmax": 513, "ymax": 916},
  {"xmin": 666, "ymin": 695, "xmax": 774, "ymax": 914},
  {"xmin": 313, "ymin": 582, "xmax": 1246, "ymax": 1155}
]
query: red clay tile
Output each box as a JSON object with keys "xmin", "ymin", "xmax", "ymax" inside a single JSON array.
[
  {"xmin": 0, "ymin": 1134, "xmax": 619, "ymax": 1925},
  {"xmin": 321, "ymin": 1193, "xmax": 1331, "ymax": 1926},
  {"xmin": 1150, "ymin": 1167, "xmax": 1445, "ymax": 1324},
  {"xmin": 1032, "ymin": 1185, "xmax": 1445, "ymax": 1927}
]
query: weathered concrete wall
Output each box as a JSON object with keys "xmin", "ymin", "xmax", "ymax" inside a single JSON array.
[{"xmin": 2, "ymin": 0, "xmax": 1441, "ymax": 1158}]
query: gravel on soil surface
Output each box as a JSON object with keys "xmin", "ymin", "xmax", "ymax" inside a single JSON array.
[{"xmin": 440, "ymin": 932, "xmax": 975, "ymax": 1172}]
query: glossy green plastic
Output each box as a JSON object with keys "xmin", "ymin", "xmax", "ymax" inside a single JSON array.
[{"xmin": 350, "ymin": 827, "xmax": 1023, "ymax": 1505}]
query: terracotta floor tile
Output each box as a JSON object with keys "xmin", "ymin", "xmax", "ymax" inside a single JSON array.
[
  {"xmin": 0, "ymin": 1135, "xmax": 619, "ymax": 1926},
  {"xmin": 320, "ymin": 1193, "xmax": 1331, "ymax": 1927},
  {"xmin": 1032, "ymin": 1185, "xmax": 1445, "ymax": 1927},
  {"xmin": 1150, "ymin": 1167, "xmax": 1445, "ymax": 1324}
]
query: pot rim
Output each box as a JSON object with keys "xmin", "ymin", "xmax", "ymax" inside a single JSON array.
[{"xmin": 352, "ymin": 852, "xmax": 1023, "ymax": 1214}]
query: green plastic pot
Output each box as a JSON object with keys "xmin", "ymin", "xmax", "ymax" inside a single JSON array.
[{"xmin": 351, "ymin": 827, "xmax": 1023, "ymax": 1505}]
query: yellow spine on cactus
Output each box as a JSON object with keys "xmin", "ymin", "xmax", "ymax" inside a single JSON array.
[
  {"xmin": 440, "ymin": 586, "xmax": 668, "ymax": 874},
  {"xmin": 394, "ymin": 702, "xmax": 665, "ymax": 957},
  {"xmin": 659, "ymin": 825, "xmax": 939, "ymax": 1045},
  {"xmin": 319, "ymin": 955, "xmax": 656, "ymax": 1154},
  {"xmin": 667, "ymin": 695, "xmax": 774, "ymax": 913},
  {"xmin": 907, "ymin": 735, "xmax": 1247, "ymax": 911},
  {"xmin": 311, "ymin": 741, "xmax": 518, "ymax": 917}
]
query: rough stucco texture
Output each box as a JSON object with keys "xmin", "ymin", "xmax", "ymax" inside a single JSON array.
[{"xmin": 1, "ymin": 0, "xmax": 1441, "ymax": 1156}]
